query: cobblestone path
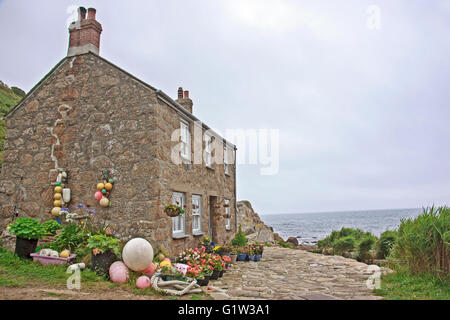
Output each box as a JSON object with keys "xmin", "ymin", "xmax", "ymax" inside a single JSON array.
[{"xmin": 206, "ymin": 247, "xmax": 387, "ymax": 300}]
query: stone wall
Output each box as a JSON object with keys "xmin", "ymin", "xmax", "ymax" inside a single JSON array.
[{"xmin": 0, "ymin": 52, "xmax": 236, "ymax": 256}]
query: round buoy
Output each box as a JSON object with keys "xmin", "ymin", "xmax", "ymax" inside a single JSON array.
[{"xmin": 122, "ymin": 238, "xmax": 154, "ymax": 272}]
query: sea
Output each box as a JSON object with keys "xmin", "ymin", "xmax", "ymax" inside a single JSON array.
[{"xmin": 260, "ymin": 208, "xmax": 422, "ymax": 244}]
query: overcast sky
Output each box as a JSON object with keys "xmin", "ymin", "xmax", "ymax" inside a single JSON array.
[{"xmin": 1, "ymin": 0, "xmax": 449, "ymax": 215}]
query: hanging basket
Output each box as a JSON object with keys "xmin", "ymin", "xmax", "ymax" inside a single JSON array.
[
  {"xmin": 165, "ymin": 207, "xmax": 182, "ymax": 217},
  {"xmin": 222, "ymin": 213, "xmax": 231, "ymax": 219}
]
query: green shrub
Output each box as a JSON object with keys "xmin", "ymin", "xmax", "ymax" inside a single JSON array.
[
  {"xmin": 41, "ymin": 220, "xmax": 61, "ymax": 235},
  {"xmin": 376, "ymin": 230, "xmax": 397, "ymax": 259},
  {"xmin": 358, "ymin": 235, "xmax": 376, "ymax": 261},
  {"xmin": 86, "ymin": 234, "xmax": 121, "ymax": 257},
  {"xmin": 391, "ymin": 206, "xmax": 450, "ymax": 275},
  {"xmin": 53, "ymin": 224, "xmax": 88, "ymax": 251},
  {"xmin": 8, "ymin": 218, "xmax": 46, "ymax": 240},
  {"xmin": 10, "ymin": 86, "xmax": 26, "ymax": 98},
  {"xmin": 231, "ymin": 225, "xmax": 248, "ymax": 247},
  {"xmin": 333, "ymin": 236, "xmax": 355, "ymax": 254},
  {"xmin": 277, "ymin": 240, "xmax": 293, "ymax": 249}
]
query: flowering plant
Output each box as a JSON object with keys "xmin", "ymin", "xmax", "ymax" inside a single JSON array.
[
  {"xmin": 210, "ymin": 255, "xmax": 225, "ymax": 271},
  {"xmin": 164, "ymin": 202, "xmax": 186, "ymax": 217}
]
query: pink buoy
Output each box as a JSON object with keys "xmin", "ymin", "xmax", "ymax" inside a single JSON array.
[
  {"xmin": 94, "ymin": 191, "xmax": 103, "ymax": 201},
  {"xmin": 136, "ymin": 275, "xmax": 151, "ymax": 289},
  {"xmin": 109, "ymin": 261, "xmax": 129, "ymax": 284},
  {"xmin": 141, "ymin": 262, "xmax": 156, "ymax": 275}
]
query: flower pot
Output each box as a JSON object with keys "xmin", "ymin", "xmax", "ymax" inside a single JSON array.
[
  {"xmin": 91, "ymin": 249, "xmax": 116, "ymax": 276},
  {"xmin": 162, "ymin": 274, "xmax": 175, "ymax": 281},
  {"xmin": 236, "ymin": 253, "xmax": 247, "ymax": 261},
  {"xmin": 230, "ymin": 254, "xmax": 237, "ymax": 263},
  {"xmin": 30, "ymin": 253, "xmax": 76, "ymax": 265},
  {"xmin": 196, "ymin": 275, "xmax": 210, "ymax": 286},
  {"xmin": 219, "ymin": 270, "xmax": 224, "ymax": 278},
  {"xmin": 165, "ymin": 207, "xmax": 182, "ymax": 217},
  {"xmin": 210, "ymin": 269, "xmax": 220, "ymax": 280},
  {"xmin": 249, "ymin": 254, "xmax": 256, "ymax": 261},
  {"xmin": 15, "ymin": 237, "xmax": 38, "ymax": 260},
  {"xmin": 253, "ymin": 254, "xmax": 261, "ymax": 262}
]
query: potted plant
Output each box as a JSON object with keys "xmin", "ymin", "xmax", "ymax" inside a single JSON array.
[
  {"xmin": 222, "ymin": 255, "xmax": 231, "ymax": 271},
  {"xmin": 235, "ymin": 247, "xmax": 247, "ymax": 261},
  {"xmin": 210, "ymin": 255, "xmax": 224, "ymax": 279},
  {"xmin": 8, "ymin": 218, "xmax": 46, "ymax": 259},
  {"xmin": 252, "ymin": 244, "xmax": 263, "ymax": 261},
  {"xmin": 164, "ymin": 202, "xmax": 186, "ymax": 217},
  {"xmin": 87, "ymin": 234, "xmax": 121, "ymax": 276},
  {"xmin": 248, "ymin": 245, "xmax": 257, "ymax": 262}
]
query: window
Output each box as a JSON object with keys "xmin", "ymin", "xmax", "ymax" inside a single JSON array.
[
  {"xmin": 172, "ymin": 192, "xmax": 186, "ymax": 236},
  {"xmin": 192, "ymin": 195, "xmax": 202, "ymax": 234},
  {"xmin": 224, "ymin": 145, "xmax": 230, "ymax": 175},
  {"xmin": 205, "ymin": 134, "xmax": 212, "ymax": 167},
  {"xmin": 180, "ymin": 121, "xmax": 190, "ymax": 161},
  {"xmin": 225, "ymin": 199, "xmax": 231, "ymax": 230}
]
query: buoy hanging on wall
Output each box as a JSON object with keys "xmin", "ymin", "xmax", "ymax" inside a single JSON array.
[
  {"xmin": 50, "ymin": 169, "xmax": 70, "ymax": 217},
  {"xmin": 94, "ymin": 170, "xmax": 114, "ymax": 207}
]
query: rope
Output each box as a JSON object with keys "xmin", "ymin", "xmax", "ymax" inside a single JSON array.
[{"xmin": 150, "ymin": 273, "xmax": 202, "ymax": 296}]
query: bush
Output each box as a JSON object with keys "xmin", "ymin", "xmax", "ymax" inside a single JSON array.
[
  {"xmin": 358, "ymin": 235, "xmax": 376, "ymax": 261},
  {"xmin": 41, "ymin": 220, "xmax": 61, "ymax": 235},
  {"xmin": 86, "ymin": 234, "xmax": 121, "ymax": 257},
  {"xmin": 231, "ymin": 225, "xmax": 248, "ymax": 247},
  {"xmin": 8, "ymin": 218, "xmax": 46, "ymax": 240},
  {"xmin": 52, "ymin": 224, "xmax": 88, "ymax": 251},
  {"xmin": 391, "ymin": 206, "xmax": 449, "ymax": 275},
  {"xmin": 333, "ymin": 236, "xmax": 355, "ymax": 254},
  {"xmin": 376, "ymin": 230, "xmax": 397, "ymax": 259},
  {"xmin": 11, "ymin": 86, "xmax": 26, "ymax": 98}
]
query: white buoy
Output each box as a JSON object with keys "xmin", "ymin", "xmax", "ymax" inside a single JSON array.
[{"xmin": 122, "ymin": 238, "xmax": 154, "ymax": 272}]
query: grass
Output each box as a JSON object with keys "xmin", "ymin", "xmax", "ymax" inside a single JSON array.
[
  {"xmin": 0, "ymin": 82, "xmax": 24, "ymax": 166},
  {"xmin": 0, "ymin": 247, "xmax": 212, "ymax": 300},
  {"xmin": 374, "ymin": 269, "xmax": 450, "ymax": 300},
  {"xmin": 0, "ymin": 247, "xmax": 104, "ymax": 288}
]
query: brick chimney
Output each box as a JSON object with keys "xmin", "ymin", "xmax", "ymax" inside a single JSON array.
[
  {"xmin": 176, "ymin": 87, "xmax": 193, "ymax": 113},
  {"xmin": 68, "ymin": 7, "xmax": 103, "ymax": 56}
]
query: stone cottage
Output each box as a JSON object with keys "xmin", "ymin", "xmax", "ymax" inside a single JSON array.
[{"xmin": 0, "ymin": 7, "xmax": 237, "ymax": 255}]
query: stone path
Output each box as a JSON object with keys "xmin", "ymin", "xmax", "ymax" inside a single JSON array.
[{"xmin": 206, "ymin": 247, "xmax": 388, "ymax": 300}]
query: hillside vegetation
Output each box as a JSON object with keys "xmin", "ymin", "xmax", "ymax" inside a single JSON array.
[{"xmin": 0, "ymin": 82, "xmax": 25, "ymax": 166}]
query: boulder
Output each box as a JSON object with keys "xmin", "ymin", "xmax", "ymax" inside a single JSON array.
[
  {"xmin": 237, "ymin": 200, "xmax": 275, "ymax": 244},
  {"xmin": 286, "ymin": 237, "xmax": 299, "ymax": 247}
]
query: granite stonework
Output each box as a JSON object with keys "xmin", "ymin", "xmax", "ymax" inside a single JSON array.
[{"xmin": 0, "ymin": 53, "xmax": 236, "ymax": 256}]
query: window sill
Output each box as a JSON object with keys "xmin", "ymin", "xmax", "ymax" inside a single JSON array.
[
  {"xmin": 205, "ymin": 165, "xmax": 214, "ymax": 171},
  {"xmin": 193, "ymin": 232, "xmax": 204, "ymax": 237},
  {"xmin": 225, "ymin": 172, "xmax": 231, "ymax": 177},
  {"xmin": 172, "ymin": 234, "xmax": 189, "ymax": 240}
]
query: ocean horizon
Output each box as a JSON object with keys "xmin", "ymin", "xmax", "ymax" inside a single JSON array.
[{"xmin": 260, "ymin": 208, "xmax": 422, "ymax": 244}]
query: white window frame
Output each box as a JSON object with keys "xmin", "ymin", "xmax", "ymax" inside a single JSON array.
[
  {"xmin": 180, "ymin": 121, "xmax": 191, "ymax": 161},
  {"xmin": 192, "ymin": 195, "xmax": 202, "ymax": 234},
  {"xmin": 205, "ymin": 134, "xmax": 212, "ymax": 167},
  {"xmin": 172, "ymin": 192, "xmax": 186, "ymax": 236},
  {"xmin": 225, "ymin": 199, "xmax": 231, "ymax": 230},
  {"xmin": 224, "ymin": 145, "xmax": 230, "ymax": 175}
]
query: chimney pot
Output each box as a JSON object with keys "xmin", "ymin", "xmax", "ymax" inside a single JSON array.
[
  {"xmin": 183, "ymin": 90, "xmax": 189, "ymax": 99},
  {"xmin": 87, "ymin": 8, "xmax": 96, "ymax": 19},
  {"xmin": 68, "ymin": 7, "xmax": 102, "ymax": 56},
  {"xmin": 178, "ymin": 87, "xmax": 183, "ymax": 99},
  {"xmin": 78, "ymin": 7, "xmax": 87, "ymax": 21}
]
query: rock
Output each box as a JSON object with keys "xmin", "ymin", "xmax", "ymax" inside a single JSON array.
[
  {"xmin": 237, "ymin": 200, "xmax": 275, "ymax": 243},
  {"xmin": 286, "ymin": 237, "xmax": 299, "ymax": 247}
]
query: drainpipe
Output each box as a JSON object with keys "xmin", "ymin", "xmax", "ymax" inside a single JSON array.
[{"xmin": 234, "ymin": 146, "xmax": 238, "ymax": 232}]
